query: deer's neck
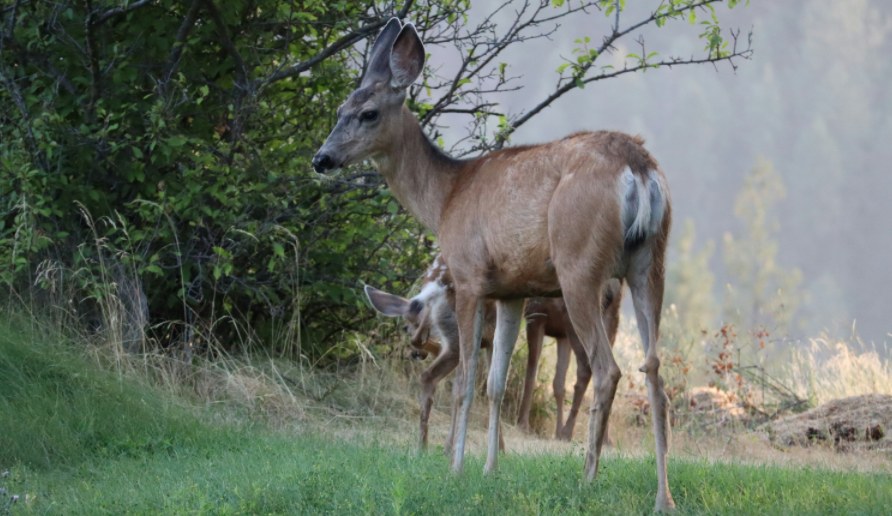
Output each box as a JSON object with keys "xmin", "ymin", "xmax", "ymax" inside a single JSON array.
[{"xmin": 373, "ymin": 106, "xmax": 465, "ymax": 233}]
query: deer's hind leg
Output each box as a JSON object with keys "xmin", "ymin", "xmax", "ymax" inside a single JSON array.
[
  {"xmin": 560, "ymin": 334, "xmax": 591, "ymax": 441},
  {"xmin": 552, "ymin": 334, "xmax": 572, "ymax": 439},
  {"xmin": 627, "ymin": 242, "xmax": 676, "ymax": 512},
  {"xmin": 559, "ymin": 278, "xmax": 621, "ymax": 482},
  {"xmin": 444, "ymin": 352, "xmax": 465, "ymax": 457},
  {"xmin": 549, "ymin": 258, "xmax": 620, "ymax": 479},
  {"xmin": 419, "ymin": 343, "xmax": 460, "ymax": 451},
  {"xmin": 519, "ymin": 314, "xmax": 545, "ymax": 433},
  {"xmin": 549, "ymin": 180, "xmax": 623, "ymax": 482}
]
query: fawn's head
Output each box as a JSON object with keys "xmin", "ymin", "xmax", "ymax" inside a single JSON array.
[
  {"xmin": 313, "ymin": 18, "xmax": 425, "ymax": 173},
  {"xmin": 363, "ymin": 284, "xmax": 442, "ymax": 359}
]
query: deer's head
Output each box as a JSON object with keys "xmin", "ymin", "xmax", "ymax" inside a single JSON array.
[{"xmin": 313, "ymin": 18, "xmax": 425, "ymax": 173}]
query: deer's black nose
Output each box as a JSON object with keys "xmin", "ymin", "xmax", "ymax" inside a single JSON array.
[{"xmin": 312, "ymin": 153, "xmax": 334, "ymax": 173}]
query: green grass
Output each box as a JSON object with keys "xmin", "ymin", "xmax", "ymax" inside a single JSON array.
[
  {"xmin": 0, "ymin": 319, "xmax": 225, "ymax": 470},
  {"xmin": 1, "ymin": 318, "xmax": 889, "ymax": 514},
  {"xmin": 6, "ymin": 435, "xmax": 890, "ymax": 514}
]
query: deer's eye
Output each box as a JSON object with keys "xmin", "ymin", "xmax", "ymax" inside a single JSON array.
[{"xmin": 359, "ymin": 110, "xmax": 379, "ymax": 123}]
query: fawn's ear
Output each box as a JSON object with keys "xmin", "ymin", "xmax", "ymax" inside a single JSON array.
[
  {"xmin": 361, "ymin": 18, "xmax": 403, "ymax": 88},
  {"xmin": 389, "ymin": 23, "xmax": 425, "ymax": 91},
  {"xmin": 364, "ymin": 284, "xmax": 409, "ymax": 317}
]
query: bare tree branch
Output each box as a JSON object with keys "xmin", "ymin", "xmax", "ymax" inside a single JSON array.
[
  {"xmin": 91, "ymin": 0, "xmax": 155, "ymax": 27},
  {"xmin": 261, "ymin": 0, "xmax": 415, "ymax": 87},
  {"xmin": 160, "ymin": 0, "xmax": 203, "ymax": 95},
  {"xmin": 500, "ymin": 0, "xmax": 752, "ymax": 144},
  {"xmin": 0, "ymin": 65, "xmax": 47, "ymax": 172},
  {"xmin": 202, "ymin": 0, "xmax": 258, "ymax": 159},
  {"xmin": 0, "ymin": 0, "xmax": 24, "ymax": 51},
  {"xmin": 84, "ymin": 0, "xmax": 102, "ymax": 120},
  {"xmin": 0, "ymin": 0, "xmax": 46, "ymax": 171},
  {"xmin": 263, "ymin": 24, "xmax": 383, "ymax": 86},
  {"xmin": 413, "ymin": 0, "xmax": 603, "ymax": 154},
  {"xmin": 202, "ymin": 0, "xmax": 250, "ymax": 91},
  {"xmin": 0, "ymin": 37, "xmax": 77, "ymax": 95}
]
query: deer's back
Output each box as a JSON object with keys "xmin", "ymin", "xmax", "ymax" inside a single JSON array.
[{"xmin": 440, "ymin": 131, "xmax": 660, "ymax": 298}]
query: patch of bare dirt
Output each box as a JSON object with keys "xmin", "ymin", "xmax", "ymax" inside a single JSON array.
[{"xmin": 763, "ymin": 394, "xmax": 891, "ymax": 453}]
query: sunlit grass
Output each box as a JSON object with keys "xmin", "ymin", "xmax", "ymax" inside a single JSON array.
[
  {"xmin": 5, "ymin": 430, "xmax": 890, "ymax": 514},
  {"xmin": 787, "ymin": 337, "xmax": 892, "ymax": 404}
]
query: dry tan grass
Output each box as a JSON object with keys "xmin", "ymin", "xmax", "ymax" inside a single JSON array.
[
  {"xmin": 78, "ymin": 330, "xmax": 892, "ymax": 476},
  {"xmin": 785, "ymin": 338, "xmax": 892, "ymax": 404},
  {"xmin": 439, "ymin": 325, "xmax": 892, "ymax": 475},
  {"xmin": 69, "ymin": 280, "xmax": 891, "ymax": 476},
  {"xmin": 403, "ymin": 391, "xmax": 892, "ymax": 475}
]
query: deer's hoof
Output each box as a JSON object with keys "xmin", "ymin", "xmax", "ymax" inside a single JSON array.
[{"xmin": 654, "ymin": 496, "xmax": 677, "ymax": 513}]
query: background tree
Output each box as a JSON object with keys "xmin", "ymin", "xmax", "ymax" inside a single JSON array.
[
  {"xmin": 0, "ymin": 0, "xmax": 750, "ymax": 360},
  {"xmin": 722, "ymin": 159, "xmax": 805, "ymax": 336},
  {"xmin": 665, "ymin": 219, "xmax": 716, "ymax": 342}
]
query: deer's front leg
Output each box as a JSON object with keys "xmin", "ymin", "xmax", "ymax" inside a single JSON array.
[
  {"xmin": 484, "ymin": 298, "xmax": 525, "ymax": 474},
  {"xmin": 450, "ymin": 291, "xmax": 484, "ymax": 474}
]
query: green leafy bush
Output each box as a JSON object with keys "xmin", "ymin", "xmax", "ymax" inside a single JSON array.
[{"xmin": 0, "ymin": 1, "xmax": 429, "ymax": 358}]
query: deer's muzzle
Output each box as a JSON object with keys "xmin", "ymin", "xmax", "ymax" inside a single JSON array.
[{"xmin": 312, "ymin": 152, "xmax": 337, "ymax": 173}]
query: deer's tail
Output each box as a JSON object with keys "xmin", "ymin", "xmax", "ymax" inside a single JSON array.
[{"xmin": 621, "ymin": 167, "xmax": 668, "ymax": 246}]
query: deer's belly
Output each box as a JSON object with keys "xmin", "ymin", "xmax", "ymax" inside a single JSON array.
[{"xmin": 443, "ymin": 238, "xmax": 561, "ymax": 299}]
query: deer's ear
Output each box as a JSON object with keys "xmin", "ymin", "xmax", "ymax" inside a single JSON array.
[
  {"xmin": 389, "ymin": 23, "xmax": 425, "ymax": 91},
  {"xmin": 362, "ymin": 18, "xmax": 403, "ymax": 87},
  {"xmin": 364, "ymin": 284, "xmax": 409, "ymax": 317}
]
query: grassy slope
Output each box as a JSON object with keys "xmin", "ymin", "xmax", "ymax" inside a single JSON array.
[
  {"xmin": 0, "ymin": 320, "xmax": 221, "ymax": 469},
  {"xmin": 1, "ymin": 319, "xmax": 889, "ymax": 515}
]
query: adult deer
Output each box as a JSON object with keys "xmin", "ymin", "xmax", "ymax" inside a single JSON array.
[
  {"xmin": 365, "ymin": 257, "xmax": 622, "ymax": 448},
  {"xmin": 314, "ymin": 19, "xmax": 675, "ymax": 511}
]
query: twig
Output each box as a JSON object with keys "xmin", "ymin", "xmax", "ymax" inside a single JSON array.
[
  {"xmin": 0, "ymin": 64, "xmax": 47, "ymax": 171},
  {"xmin": 261, "ymin": 0, "xmax": 416, "ymax": 87},
  {"xmin": 84, "ymin": 0, "xmax": 102, "ymax": 120},
  {"xmin": 201, "ymin": 0, "xmax": 254, "ymax": 155},
  {"xmin": 91, "ymin": 0, "xmax": 155, "ymax": 27},
  {"xmin": 160, "ymin": 0, "xmax": 203, "ymax": 95},
  {"xmin": 503, "ymin": 0, "xmax": 750, "ymax": 142},
  {"xmin": 1, "ymin": 0, "xmax": 24, "ymax": 50}
]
